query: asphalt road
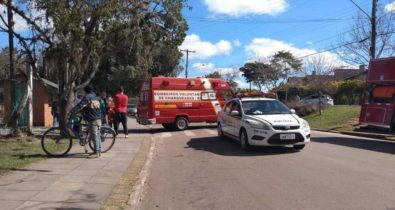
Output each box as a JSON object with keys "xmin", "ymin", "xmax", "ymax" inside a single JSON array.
[{"xmin": 136, "ymin": 125, "xmax": 395, "ymax": 210}]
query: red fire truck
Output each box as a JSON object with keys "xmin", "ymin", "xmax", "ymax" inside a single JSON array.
[
  {"xmin": 136, "ymin": 77, "xmax": 234, "ymax": 130},
  {"xmin": 359, "ymin": 57, "xmax": 395, "ymax": 131}
]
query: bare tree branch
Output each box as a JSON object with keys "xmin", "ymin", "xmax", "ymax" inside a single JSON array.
[{"xmin": 10, "ymin": 5, "xmax": 52, "ymax": 46}]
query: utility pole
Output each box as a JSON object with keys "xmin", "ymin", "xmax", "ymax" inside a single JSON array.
[
  {"xmin": 349, "ymin": 0, "xmax": 377, "ymax": 59},
  {"xmin": 181, "ymin": 49, "xmax": 196, "ymax": 78},
  {"xmin": 7, "ymin": 0, "xmax": 17, "ymax": 130},
  {"xmin": 370, "ymin": 0, "xmax": 377, "ymax": 59}
]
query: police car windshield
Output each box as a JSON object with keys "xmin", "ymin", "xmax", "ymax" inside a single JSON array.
[{"xmin": 242, "ymin": 100, "xmax": 291, "ymax": 115}]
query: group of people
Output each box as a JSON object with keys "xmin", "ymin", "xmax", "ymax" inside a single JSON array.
[{"xmin": 53, "ymin": 85, "xmax": 129, "ymax": 158}]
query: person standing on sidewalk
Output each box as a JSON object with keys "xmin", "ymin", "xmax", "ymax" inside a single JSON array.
[
  {"xmin": 107, "ymin": 95, "xmax": 115, "ymax": 128},
  {"xmin": 70, "ymin": 85, "xmax": 102, "ymax": 158},
  {"xmin": 113, "ymin": 86, "xmax": 129, "ymax": 137},
  {"xmin": 99, "ymin": 91, "xmax": 109, "ymax": 125}
]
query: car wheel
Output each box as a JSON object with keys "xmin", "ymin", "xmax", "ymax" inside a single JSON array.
[
  {"xmin": 174, "ymin": 117, "xmax": 188, "ymax": 131},
  {"xmin": 217, "ymin": 123, "xmax": 225, "ymax": 139},
  {"xmin": 240, "ymin": 129, "xmax": 251, "ymax": 151},
  {"xmin": 293, "ymin": 144, "xmax": 305, "ymax": 150}
]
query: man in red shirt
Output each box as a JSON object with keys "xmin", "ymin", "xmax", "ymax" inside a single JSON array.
[{"xmin": 113, "ymin": 86, "xmax": 129, "ymax": 137}]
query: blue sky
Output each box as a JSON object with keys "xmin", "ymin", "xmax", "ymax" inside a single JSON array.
[
  {"xmin": 1, "ymin": 0, "xmax": 395, "ymax": 89},
  {"xmin": 180, "ymin": 0, "xmax": 395, "ymax": 88}
]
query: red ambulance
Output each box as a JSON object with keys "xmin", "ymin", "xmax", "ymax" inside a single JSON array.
[
  {"xmin": 359, "ymin": 57, "xmax": 395, "ymax": 131},
  {"xmin": 136, "ymin": 77, "xmax": 234, "ymax": 130}
]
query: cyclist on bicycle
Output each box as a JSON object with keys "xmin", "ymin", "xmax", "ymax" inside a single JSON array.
[{"xmin": 70, "ymin": 85, "xmax": 102, "ymax": 158}]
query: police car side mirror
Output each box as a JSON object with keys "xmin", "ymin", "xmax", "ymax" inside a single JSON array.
[
  {"xmin": 231, "ymin": 110, "xmax": 240, "ymax": 116},
  {"xmin": 290, "ymin": 109, "xmax": 296, "ymax": 114}
]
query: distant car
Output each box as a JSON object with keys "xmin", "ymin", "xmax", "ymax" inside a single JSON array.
[
  {"xmin": 127, "ymin": 104, "xmax": 137, "ymax": 116},
  {"xmin": 300, "ymin": 94, "xmax": 334, "ymax": 106},
  {"xmin": 217, "ymin": 96, "xmax": 310, "ymax": 151}
]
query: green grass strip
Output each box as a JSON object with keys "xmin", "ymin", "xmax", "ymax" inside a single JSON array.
[{"xmin": 303, "ymin": 105, "xmax": 361, "ymax": 132}]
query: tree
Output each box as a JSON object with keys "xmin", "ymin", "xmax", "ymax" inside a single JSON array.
[
  {"xmin": 0, "ymin": 0, "xmax": 188, "ymax": 132},
  {"xmin": 92, "ymin": 0, "xmax": 188, "ymax": 96},
  {"xmin": 240, "ymin": 51, "xmax": 302, "ymax": 92},
  {"xmin": 270, "ymin": 51, "xmax": 303, "ymax": 85},
  {"xmin": 205, "ymin": 70, "xmax": 238, "ymax": 91},
  {"xmin": 205, "ymin": 71, "xmax": 221, "ymax": 78},
  {"xmin": 337, "ymin": 4, "xmax": 395, "ymax": 65},
  {"xmin": 304, "ymin": 54, "xmax": 335, "ymax": 76},
  {"xmin": 222, "ymin": 72, "xmax": 238, "ymax": 91},
  {"xmin": 240, "ymin": 62, "xmax": 272, "ymax": 91},
  {"xmin": 0, "ymin": 47, "xmax": 23, "ymax": 80}
]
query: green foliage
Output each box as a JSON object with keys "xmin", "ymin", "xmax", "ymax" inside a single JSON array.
[
  {"xmin": 335, "ymin": 80, "xmax": 365, "ymax": 105},
  {"xmin": 205, "ymin": 71, "xmax": 221, "ymax": 78},
  {"xmin": 285, "ymin": 80, "xmax": 365, "ymax": 105},
  {"xmin": 205, "ymin": 71, "xmax": 238, "ymax": 92},
  {"xmin": 92, "ymin": 0, "xmax": 188, "ymax": 96},
  {"xmin": 239, "ymin": 62, "xmax": 272, "ymax": 91},
  {"xmin": 240, "ymin": 51, "xmax": 303, "ymax": 91}
]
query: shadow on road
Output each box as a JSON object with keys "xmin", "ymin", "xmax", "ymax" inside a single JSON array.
[
  {"xmin": 186, "ymin": 136, "xmax": 299, "ymax": 156},
  {"xmin": 312, "ymin": 136, "xmax": 395, "ymax": 155},
  {"xmin": 128, "ymin": 124, "xmax": 217, "ymax": 134}
]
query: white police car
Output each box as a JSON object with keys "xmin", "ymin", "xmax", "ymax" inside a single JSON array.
[{"xmin": 217, "ymin": 95, "xmax": 310, "ymax": 150}]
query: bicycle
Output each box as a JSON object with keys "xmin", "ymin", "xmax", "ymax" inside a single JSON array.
[{"xmin": 41, "ymin": 117, "xmax": 116, "ymax": 157}]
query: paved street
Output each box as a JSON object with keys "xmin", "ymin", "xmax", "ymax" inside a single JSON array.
[
  {"xmin": 135, "ymin": 125, "xmax": 395, "ymax": 210},
  {"xmin": 0, "ymin": 118, "xmax": 147, "ymax": 210}
]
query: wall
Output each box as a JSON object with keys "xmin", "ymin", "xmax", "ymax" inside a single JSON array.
[
  {"xmin": 1, "ymin": 77, "xmax": 55, "ymax": 127},
  {"xmin": 32, "ymin": 79, "xmax": 53, "ymax": 127}
]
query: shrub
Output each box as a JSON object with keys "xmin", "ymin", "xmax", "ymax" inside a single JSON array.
[{"xmin": 287, "ymin": 102, "xmax": 318, "ymax": 116}]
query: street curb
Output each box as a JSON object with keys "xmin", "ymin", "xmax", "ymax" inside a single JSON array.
[
  {"xmin": 101, "ymin": 136, "xmax": 152, "ymax": 210},
  {"xmin": 312, "ymin": 128, "xmax": 395, "ymax": 141}
]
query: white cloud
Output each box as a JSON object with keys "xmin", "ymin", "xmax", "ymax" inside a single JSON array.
[
  {"xmin": 0, "ymin": 4, "xmax": 50, "ymax": 33},
  {"xmin": 180, "ymin": 34, "xmax": 233, "ymax": 59},
  {"xmin": 385, "ymin": 1, "xmax": 395, "ymax": 12},
  {"xmin": 245, "ymin": 38, "xmax": 348, "ymax": 68},
  {"xmin": 0, "ymin": 5, "xmax": 29, "ymax": 32},
  {"xmin": 233, "ymin": 40, "xmax": 241, "ymax": 47},
  {"xmin": 306, "ymin": 41, "xmax": 313, "ymax": 46},
  {"xmin": 203, "ymin": 0, "xmax": 289, "ymax": 16}
]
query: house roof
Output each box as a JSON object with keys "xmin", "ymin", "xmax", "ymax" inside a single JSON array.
[
  {"xmin": 333, "ymin": 68, "xmax": 366, "ymax": 80},
  {"xmin": 287, "ymin": 77, "xmax": 305, "ymax": 84},
  {"xmin": 305, "ymin": 75, "xmax": 334, "ymax": 82},
  {"xmin": 1, "ymin": 70, "xmax": 58, "ymax": 90},
  {"xmin": 287, "ymin": 75, "xmax": 334, "ymax": 85},
  {"xmin": 39, "ymin": 77, "xmax": 58, "ymax": 89},
  {"xmin": 288, "ymin": 67, "xmax": 367, "ymax": 85}
]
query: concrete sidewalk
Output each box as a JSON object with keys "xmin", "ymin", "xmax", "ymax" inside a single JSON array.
[{"xmin": 0, "ymin": 119, "xmax": 150, "ymax": 210}]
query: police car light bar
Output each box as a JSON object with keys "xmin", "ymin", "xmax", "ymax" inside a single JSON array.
[{"xmin": 236, "ymin": 92, "xmax": 276, "ymax": 98}]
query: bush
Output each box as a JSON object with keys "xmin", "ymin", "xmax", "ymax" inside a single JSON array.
[
  {"xmin": 287, "ymin": 102, "xmax": 318, "ymax": 116},
  {"xmin": 284, "ymin": 80, "xmax": 365, "ymax": 105}
]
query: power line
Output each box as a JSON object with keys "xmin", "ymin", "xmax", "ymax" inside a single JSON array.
[
  {"xmin": 297, "ymin": 30, "xmax": 395, "ymax": 59},
  {"xmin": 186, "ymin": 17, "xmax": 361, "ymax": 24}
]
